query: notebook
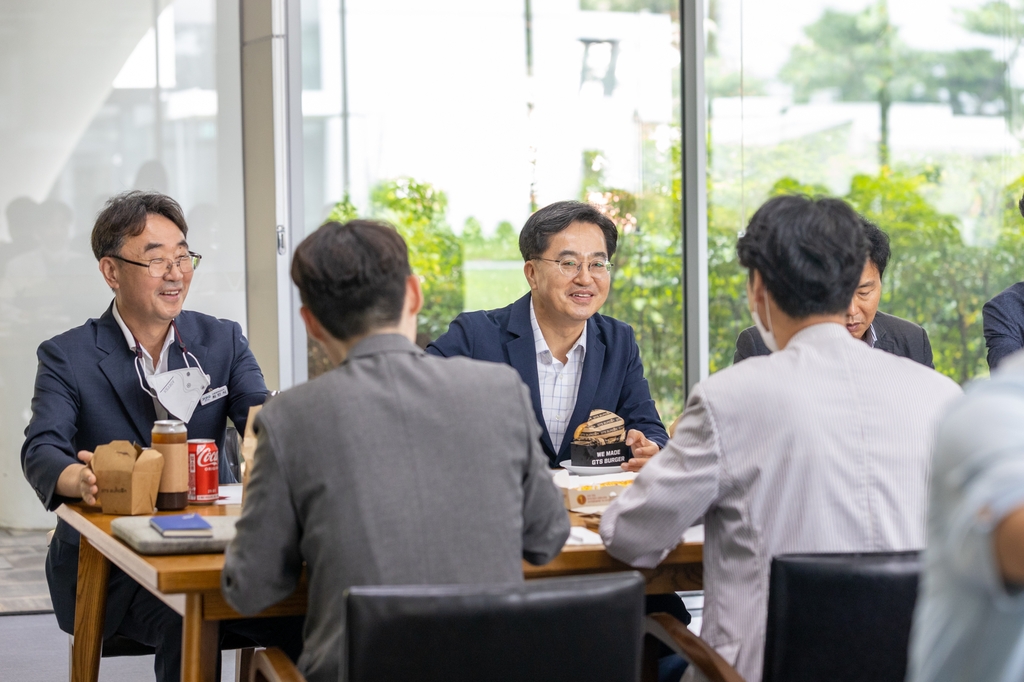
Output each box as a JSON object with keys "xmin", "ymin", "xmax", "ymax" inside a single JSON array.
[{"xmin": 149, "ymin": 513, "xmax": 214, "ymax": 538}]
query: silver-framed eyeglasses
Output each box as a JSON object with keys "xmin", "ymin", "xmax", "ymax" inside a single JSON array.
[
  {"xmin": 534, "ymin": 257, "xmax": 614, "ymax": 278},
  {"xmin": 112, "ymin": 252, "xmax": 202, "ymax": 277}
]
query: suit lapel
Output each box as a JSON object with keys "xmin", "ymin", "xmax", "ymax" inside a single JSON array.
[
  {"xmin": 96, "ymin": 310, "xmax": 157, "ymax": 443},
  {"xmin": 506, "ymin": 296, "xmax": 554, "ymax": 456},
  {"xmin": 562, "ymin": 320, "xmax": 604, "ymax": 461}
]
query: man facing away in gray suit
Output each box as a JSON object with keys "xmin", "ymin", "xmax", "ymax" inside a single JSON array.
[
  {"xmin": 733, "ymin": 216, "xmax": 934, "ymax": 368},
  {"xmin": 600, "ymin": 195, "xmax": 962, "ymax": 682},
  {"xmin": 222, "ymin": 220, "xmax": 571, "ymax": 682}
]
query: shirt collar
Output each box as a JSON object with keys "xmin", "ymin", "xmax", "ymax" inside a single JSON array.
[
  {"xmin": 863, "ymin": 323, "xmax": 877, "ymax": 348},
  {"xmin": 111, "ymin": 301, "xmax": 176, "ymax": 362},
  {"xmin": 530, "ymin": 297, "xmax": 587, "ymax": 363}
]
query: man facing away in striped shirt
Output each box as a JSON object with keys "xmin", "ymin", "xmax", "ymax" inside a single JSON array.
[{"xmin": 601, "ymin": 194, "xmax": 962, "ymax": 682}]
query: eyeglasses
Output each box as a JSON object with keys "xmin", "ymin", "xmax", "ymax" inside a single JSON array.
[
  {"xmin": 534, "ymin": 258, "xmax": 614, "ymax": 278},
  {"xmin": 112, "ymin": 252, "xmax": 202, "ymax": 278}
]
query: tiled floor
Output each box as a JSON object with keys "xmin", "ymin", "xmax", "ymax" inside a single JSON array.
[
  {"xmin": 0, "ymin": 528, "xmax": 52, "ymax": 614},
  {"xmin": 0, "ymin": 613, "xmax": 238, "ymax": 681}
]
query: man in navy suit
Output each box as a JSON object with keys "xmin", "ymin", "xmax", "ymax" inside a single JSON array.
[
  {"xmin": 983, "ymin": 193, "xmax": 1024, "ymax": 370},
  {"xmin": 427, "ymin": 200, "xmax": 668, "ymax": 470},
  {"xmin": 21, "ymin": 191, "xmax": 300, "ymax": 682}
]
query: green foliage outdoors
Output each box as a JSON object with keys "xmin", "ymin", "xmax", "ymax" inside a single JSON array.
[
  {"xmin": 328, "ymin": 178, "xmax": 464, "ymax": 342},
  {"xmin": 585, "ymin": 139, "xmax": 686, "ymax": 419},
  {"xmin": 462, "ymin": 218, "xmax": 520, "ymax": 260},
  {"xmin": 704, "ymin": 172, "xmax": 1024, "ymax": 385}
]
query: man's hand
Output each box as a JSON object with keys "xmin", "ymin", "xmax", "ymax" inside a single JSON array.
[
  {"xmin": 621, "ymin": 429, "xmax": 660, "ymax": 472},
  {"xmin": 55, "ymin": 451, "xmax": 99, "ymax": 506}
]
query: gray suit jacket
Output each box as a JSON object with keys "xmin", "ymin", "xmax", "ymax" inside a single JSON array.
[
  {"xmin": 222, "ymin": 334, "xmax": 570, "ymax": 682},
  {"xmin": 601, "ymin": 323, "xmax": 962, "ymax": 682},
  {"xmin": 733, "ymin": 310, "xmax": 934, "ymax": 368}
]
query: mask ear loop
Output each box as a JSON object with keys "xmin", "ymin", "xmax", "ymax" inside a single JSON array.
[
  {"xmin": 171, "ymin": 319, "xmax": 209, "ymax": 380},
  {"xmin": 132, "ymin": 339, "xmax": 159, "ymax": 398}
]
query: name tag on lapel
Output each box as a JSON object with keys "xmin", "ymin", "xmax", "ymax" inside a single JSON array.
[{"xmin": 200, "ymin": 386, "xmax": 229, "ymax": 406}]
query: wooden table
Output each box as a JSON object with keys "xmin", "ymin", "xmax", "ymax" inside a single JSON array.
[{"xmin": 58, "ymin": 499, "xmax": 702, "ymax": 682}]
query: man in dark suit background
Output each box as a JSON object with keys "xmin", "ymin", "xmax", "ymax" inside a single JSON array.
[
  {"xmin": 20, "ymin": 191, "xmax": 300, "ymax": 682},
  {"xmin": 982, "ymin": 193, "xmax": 1024, "ymax": 371},
  {"xmin": 734, "ymin": 217, "xmax": 934, "ymax": 368},
  {"xmin": 426, "ymin": 200, "xmax": 668, "ymax": 470}
]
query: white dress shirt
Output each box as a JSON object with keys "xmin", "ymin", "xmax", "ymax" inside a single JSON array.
[
  {"xmin": 112, "ymin": 301, "xmax": 175, "ymax": 419},
  {"xmin": 530, "ymin": 298, "xmax": 586, "ymax": 455},
  {"xmin": 600, "ymin": 323, "xmax": 963, "ymax": 682}
]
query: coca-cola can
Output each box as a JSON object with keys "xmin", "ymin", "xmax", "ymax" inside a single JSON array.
[{"xmin": 188, "ymin": 439, "xmax": 219, "ymax": 504}]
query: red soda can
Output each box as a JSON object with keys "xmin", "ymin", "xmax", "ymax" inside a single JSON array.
[{"xmin": 188, "ymin": 439, "xmax": 219, "ymax": 504}]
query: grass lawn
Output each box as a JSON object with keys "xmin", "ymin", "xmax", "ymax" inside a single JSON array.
[{"xmin": 463, "ymin": 261, "xmax": 529, "ymax": 312}]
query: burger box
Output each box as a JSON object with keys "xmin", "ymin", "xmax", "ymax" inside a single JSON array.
[
  {"xmin": 570, "ymin": 440, "xmax": 631, "ymax": 467},
  {"xmin": 91, "ymin": 440, "xmax": 164, "ymax": 515},
  {"xmin": 552, "ymin": 469, "xmax": 637, "ymax": 512}
]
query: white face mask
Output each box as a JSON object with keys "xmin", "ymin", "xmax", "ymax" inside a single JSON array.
[
  {"xmin": 145, "ymin": 362, "xmax": 210, "ymax": 423},
  {"xmin": 134, "ymin": 324, "xmax": 211, "ymax": 423},
  {"xmin": 748, "ymin": 283, "xmax": 780, "ymax": 353}
]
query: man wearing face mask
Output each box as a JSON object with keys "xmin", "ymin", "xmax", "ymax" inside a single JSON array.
[
  {"xmin": 20, "ymin": 191, "xmax": 301, "ymax": 682},
  {"xmin": 599, "ymin": 194, "xmax": 961, "ymax": 682},
  {"xmin": 733, "ymin": 216, "xmax": 934, "ymax": 367}
]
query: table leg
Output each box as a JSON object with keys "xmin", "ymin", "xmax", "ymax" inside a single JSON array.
[
  {"xmin": 182, "ymin": 593, "xmax": 218, "ymax": 682},
  {"xmin": 72, "ymin": 536, "xmax": 110, "ymax": 682}
]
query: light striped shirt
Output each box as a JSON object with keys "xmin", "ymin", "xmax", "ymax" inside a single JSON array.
[
  {"xmin": 600, "ymin": 323, "xmax": 962, "ymax": 682},
  {"xmin": 530, "ymin": 299, "xmax": 587, "ymax": 455},
  {"xmin": 908, "ymin": 351, "xmax": 1024, "ymax": 682}
]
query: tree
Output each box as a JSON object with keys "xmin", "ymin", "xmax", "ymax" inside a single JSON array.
[
  {"xmin": 596, "ymin": 140, "xmax": 686, "ymax": 419},
  {"xmin": 779, "ymin": 1, "xmax": 922, "ymax": 166},
  {"xmin": 369, "ymin": 178, "xmax": 464, "ymax": 342},
  {"xmin": 957, "ymin": 1, "xmax": 1024, "ymax": 129},
  {"xmin": 327, "ymin": 178, "xmax": 464, "ymax": 344}
]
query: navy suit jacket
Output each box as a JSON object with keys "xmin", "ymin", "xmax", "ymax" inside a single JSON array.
[
  {"xmin": 733, "ymin": 310, "xmax": 935, "ymax": 369},
  {"xmin": 983, "ymin": 282, "xmax": 1024, "ymax": 370},
  {"xmin": 23, "ymin": 304, "xmax": 266, "ymax": 524},
  {"xmin": 22, "ymin": 304, "xmax": 266, "ymax": 636},
  {"xmin": 426, "ymin": 294, "xmax": 668, "ymax": 467}
]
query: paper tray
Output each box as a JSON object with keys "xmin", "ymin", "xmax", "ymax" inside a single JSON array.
[{"xmin": 111, "ymin": 516, "xmax": 238, "ymax": 555}]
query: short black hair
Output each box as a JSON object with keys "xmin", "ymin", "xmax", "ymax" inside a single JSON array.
[
  {"xmin": 737, "ymin": 195, "xmax": 868, "ymax": 318},
  {"xmin": 861, "ymin": 217, "xmax": 891, "ymax": 280},
  {"xmin": 518, "ymin": 200, "xmax": 618, "ymax": 261},
  {"xmin": 91, "ymin": 190, "xmax": 188, "ymax": 261},
  {"xmin": 291, "ymin": 220, "xmax": 411, "ymax": 341}
]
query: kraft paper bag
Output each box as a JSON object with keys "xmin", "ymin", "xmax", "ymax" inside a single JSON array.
[
  {"xmin": 92, "ymin": 440, "xmax": 164, "ymax": 515},
  {"xmin": 240, "ymin": 405, "xmax": 262, "ymax": 505}
]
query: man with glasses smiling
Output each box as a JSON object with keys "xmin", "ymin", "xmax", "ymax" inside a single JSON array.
[
  {"xmin": 427, "ymin": 200, "xmax": 669, "ymax": 469},
  {"xmin": 21, "ymin": 191, "xmax": 300, "ymax": 682}
]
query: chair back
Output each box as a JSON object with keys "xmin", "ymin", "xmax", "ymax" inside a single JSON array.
[
  {"xmin": 761, "ymin": 551, "xmax": 921, "ymax": 682},
  {"xmin": 345, "ymin": 572, "xmax": 646, "ymax": 682}
]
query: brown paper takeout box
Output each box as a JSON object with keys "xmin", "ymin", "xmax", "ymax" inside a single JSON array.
[{"xmin": 91, "ymin": 440, "xmax": 164, "ymax": 515}]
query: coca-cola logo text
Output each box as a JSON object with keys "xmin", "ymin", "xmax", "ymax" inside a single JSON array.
[{"xmin": 195, "ymin": 446, "xmax": 218, "ymax": 468}]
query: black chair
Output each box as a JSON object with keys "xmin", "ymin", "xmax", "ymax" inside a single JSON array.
[
  {"xmin": 648, "ymin": 551, "xmax": 923, "ymax": 682},
  {"xmin": 253, "ymin": 572, "xmax": 710, "ymax": 682},
  {"xmin": 761, "ymin": 551, "xmax": 921, "ymax": 682}
]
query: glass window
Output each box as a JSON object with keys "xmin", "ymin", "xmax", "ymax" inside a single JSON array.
[
  {"xmin": 0, "ymin": 0, "xmax": 245, "ymax": 527},
  {"xmin": 300, "ymin": 0, "xmax": 686, "ymax": 420},
  {"xmin": 708, "ymin": 0, "xmax": 1024, "ymax": 383}
]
